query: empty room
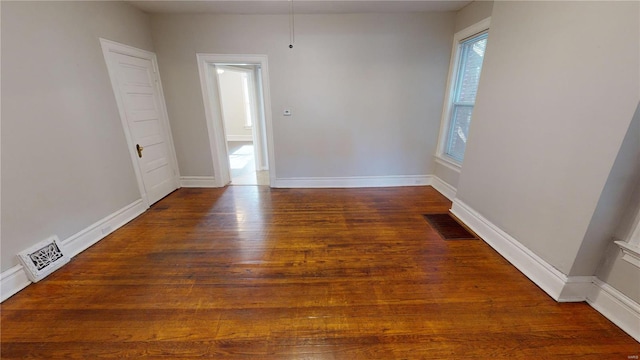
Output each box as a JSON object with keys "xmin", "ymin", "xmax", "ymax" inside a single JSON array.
[{"xmin": 1, "ymin": 0, "xmax": 639, "ymax": 358}]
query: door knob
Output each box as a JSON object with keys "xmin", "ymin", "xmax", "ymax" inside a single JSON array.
[{"xmin": 136, "ymin": 144, "xmax": 144, "ymax": 158}]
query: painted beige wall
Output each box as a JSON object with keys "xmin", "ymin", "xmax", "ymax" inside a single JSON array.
[
  {"xmin": 150, "ymin": 12, "xmax": 454, "ymax": 179},
  {"xmin": 595, "ymin": 108, "xmax": 640, "ymax": 302},
  {"xmin": 455, "ymin": 0, "xmax": 493, "ymax": 32},
  {"xmin": 219, "ymin": 69, "xmax": 253, "ymax": 139},
  {"xmin": 455, "ymin": 1, "xmax": 639, "ymax": 274},
  {"xmin": 434, "ymin": 162, "xmax": 460, "ymax": 189},
  {"xmin": 1, "ymin": 1, "xmax": 154, "ymax": 272},
  {"xmin": 570, "ymin": 105, "xmax": 640, "ymax": 276}
]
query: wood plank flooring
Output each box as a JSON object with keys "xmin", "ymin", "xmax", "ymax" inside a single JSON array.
[{"xmin": 1, "ymin": 186, "xmax": 638, "ymax": 359}]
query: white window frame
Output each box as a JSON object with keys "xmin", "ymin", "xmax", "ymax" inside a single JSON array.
[
  {"xmin": 615, "ymin": 207, "xmax": 640, "ymax": 268},
  {"xmin": 435, "ymin": 17, "xmax": 491, "ymax": 172}
]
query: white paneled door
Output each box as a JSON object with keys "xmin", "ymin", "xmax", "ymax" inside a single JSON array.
[{"xmin": 101, "ymin": 39, "xmax": 179, "ymax": 206}]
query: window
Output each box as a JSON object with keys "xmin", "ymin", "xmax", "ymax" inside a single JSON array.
[
  {"xmin": 616, "ymin": 207, "xmax": 640, "ymax": 269},
  {"xmin": 436, "ymin": 18, "xmax": 490, "ymax": 168}
]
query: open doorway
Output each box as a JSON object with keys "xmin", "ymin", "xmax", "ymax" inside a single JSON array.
[
  {"xmin": 197, "ymin": 54, "xmax": 275, "ymax": 187},
  {"xmin": 217, "ymin": 65, "xmax": 268, "ymax": 185}
]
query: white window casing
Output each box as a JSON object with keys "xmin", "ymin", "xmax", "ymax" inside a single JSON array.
[
  {"xmin": 615, "ymin": 207, "xmax": 640, "ymax": 268},
  {"xmin": 435, "ymin": 17, "xmax": 491, "ymax": 171}
]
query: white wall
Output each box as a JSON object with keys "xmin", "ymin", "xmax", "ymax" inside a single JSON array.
[
  {"xmin": 1, "ymin": 1, "xmax": 154, "ymax": 272},
  {"xmin": 150, "ymin": 13, "xmax": 455, "ymax": 179},
  {"xmin": 218, "ymin": 68, "xmax": 253, "ymax": 139},
  {"xmin": 455, "ymin": 1, "xmax": 639, "ymax": 275}
]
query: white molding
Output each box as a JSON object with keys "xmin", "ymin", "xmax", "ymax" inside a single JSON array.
[
  {"xmin": 588, "ymin": 278, "xmax": 640, "ymax": 342},
  {"xmin": 226, "ymin": 135, "xmax": 253, "ymax": 142},
  {"xmin": 273, "ymin": 175, "xmax": 432, "ymax": 188},
  {"xmin": 0, "ymin": 265, "xmax": 31, "ymax": 303},
  {"xmin": 615, "ymin": 206, "xmax": 640, "ymax": 268},
  {"xmin": 0, "ymin": 199, "xmax": 147, "ymax": 303},
  {"xmin": 61, "ymin": 199, "xmax": 147, "ymax": 258},
  {"xmin": 196, "ymin": 54, "xmax": 276, "ymax": 188},
  {"xmin": 434, "ymin": 156, "xmax": 462, "ymax": 174},
  {"xmin": 623, "ymin": 204, "xmax": 640, "ymax": 246},
  {"xmin": 421, "ymin": 196, "xmax": 640, "ymax": 340},
  {"xmin": 180, "ymin": 176, "xmax": 219, "ymax": 188},
  {"xmin": 434, "ymin": 17, "xmax": 491, "ymax": 161},
  {"xmin": 450, "ymin": 198, "xmax": 574, "ymax": 301},
  {"xmin": 558, "ymin": 276, "xmax": 594, "ymax": 302},
  {"xmin": 430, "ymin": 176, "xmax": 457, "ymax": 201},
  {"xmin": 615, "ymin": 240, "xmax": 640, "ymax": 269},
  {"xmin": 197, "ymin": 58, "xmax": 230, "ymax": 187}
]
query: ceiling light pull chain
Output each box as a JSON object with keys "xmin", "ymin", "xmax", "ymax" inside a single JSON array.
[{"xmin": 289, "ymin": 0, "xmax": 295, "ymax": 49}]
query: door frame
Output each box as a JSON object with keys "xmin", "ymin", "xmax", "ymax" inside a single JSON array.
[
  {"xmin": 100, "ymin": 38, "xmax": 180, "ymax": 207},
  {"xmin": 196, "ymin": 54, "xmax": 276, "ymax": 187}
]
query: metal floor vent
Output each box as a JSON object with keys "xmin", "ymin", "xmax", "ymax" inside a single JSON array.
[{"xmin": 17, "ymin": 236, "xmax": 69, "ymax": 283}]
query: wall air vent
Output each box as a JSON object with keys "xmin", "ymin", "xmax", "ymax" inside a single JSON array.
[{"xmin": 17, "ymin": 236, "xmax": 70, "ymax": 283}]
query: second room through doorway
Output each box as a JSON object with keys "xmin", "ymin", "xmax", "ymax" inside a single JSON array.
[{"xmin": 217, "ymin": 65, "xmax": 269, "ymax": 185}]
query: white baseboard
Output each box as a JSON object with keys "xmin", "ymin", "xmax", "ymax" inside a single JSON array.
[
  {"xmin": 450, "ymin": 198, "xmax": 575, "ymax": 302},
  {"xmin": 558, "ymin": 276, "xmax": 594, "ymax": 302},
  {"xmin": 0, "ymin": 265, "xmax": 31, "ymax": 302},
  {"xmin": 62, "ymin": 199, "xmax": 146, "ymax": 257},
  {"xmin": 272, "ymin": 174, "xmax": 456, "ymax": 201},
  {"xmin": 0, "ymin": 199, "xmax": 147, "ymax": 303},
  {"xmin": 272, "ymin": 175, "xmax": 433, "ymax": 188},
  {"xmin": 430, "ymin": 176, "xmax": 456, "ymax": 200},
  {"xmin": 226, "ymin": 135, "xmax": 253, "ymax": 142},
  {"xmin": 180, "ymin": 176, "xmax": 218, "ymax": 188},
  {"xmin": 588, "ymin": 278, "xmax": 640, "ymax": 342},
  {"xmin": 450, "ymin": 198, "xmax": 640, "ymax": 340}
]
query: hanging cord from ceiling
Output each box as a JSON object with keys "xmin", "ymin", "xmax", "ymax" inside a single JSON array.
[{"xmin": 288, "ymin": 0, "xmax": 295, "ymax": 48}]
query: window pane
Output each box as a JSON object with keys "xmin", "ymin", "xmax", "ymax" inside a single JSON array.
[
  {"xmin": 446, "ymin": 105, "xmax": 473, "ymax": 162},
  {"xmin": 444, "ymin": 31, "xmax": 488, "ymax": 164},
  {"xmin": 455, "ymin": 33, "xmax": 487, "ymax": 103}
]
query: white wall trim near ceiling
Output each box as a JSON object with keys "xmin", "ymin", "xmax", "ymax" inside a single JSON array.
[
  {"xmin": 127, "ymin": 1, "xmax": 473, "ymax": 15},
  {"xmin": 0, "ymin": 199, "xmax": 146, "ymax": 303}
]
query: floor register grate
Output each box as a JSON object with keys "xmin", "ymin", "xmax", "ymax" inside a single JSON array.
[{"xmin": 423, "ymin": 213, "xmax": 478, "ymax": 240}]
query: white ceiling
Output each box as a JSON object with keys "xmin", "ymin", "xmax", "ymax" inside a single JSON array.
[{"xmin": 128, "ymin": 0, "xmax": 472, "ymax": 15}]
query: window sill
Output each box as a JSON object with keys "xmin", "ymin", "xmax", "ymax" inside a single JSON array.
[
  {"xmin": 615, "ymin": 240, "xmax": 640, "ymax": 269},
  {"xmin": 435, "ymin": 155, "xmax": 462, "ymax": 173}
]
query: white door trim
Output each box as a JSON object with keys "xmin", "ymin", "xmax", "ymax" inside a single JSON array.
[
  {"xmin": 100, "ymin": 38, "xmax": 181, "ymax": 206},
  {"xmin": 196, "ymin": 54, "xmax": 276, "ymax": 187}
]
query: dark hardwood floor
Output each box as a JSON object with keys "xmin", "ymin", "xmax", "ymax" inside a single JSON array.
[{"xmin": 1, "ymin": 186, "xmax": 638, "ymax": 359}]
